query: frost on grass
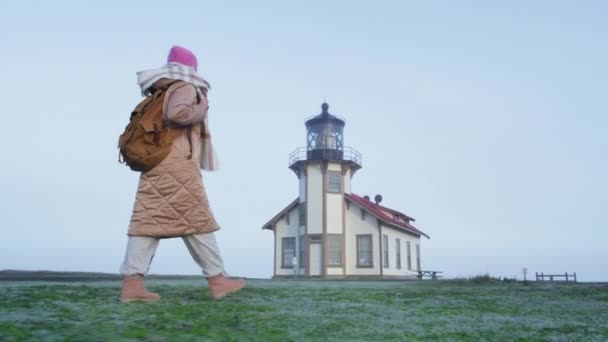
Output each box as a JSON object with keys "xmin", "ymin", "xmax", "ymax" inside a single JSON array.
[{"xmin": 0, "ymin": 280, "xmax": 607, "ymax": 340}]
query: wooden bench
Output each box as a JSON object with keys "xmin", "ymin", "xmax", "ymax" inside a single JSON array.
[
  {"xmin": 536, "ymin": 272, "xmax": 577, "ymax": 282},
  {"xmin": 417, "ymin": 270, "xmax": 443, "ymax": 279}
]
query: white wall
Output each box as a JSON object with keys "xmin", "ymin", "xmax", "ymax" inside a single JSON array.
[
  {"xmin": 327, "ymin": 161, "xmax": 345, "ymax": 234},
  {"xmin": 299, "ymin": 175, "xmax": 306, "ymax": 203},
  {"xmin": 297, "ymin": 171, "xmax": 306, "ymax": 273},
  {"xmin": 380, "ymin": 225, "xmax": 421, "ymax": 276},
  {"xmin": 306, "ymin": 163, "xmax": 323, "ymax": 234},
  {"xmin": 327, "ymin": 267, "xmax": 344, "ymax": 276},
  {"xmin": 328, "ymin": 163, "xmax": 341, "ymax": 172},
  {"xmin": 345, "ymin": 202, "xmax": 380, "ymax": 275},
  {"xmin": 274, "ymin": 207, "xmax": 300, "ymax": 276},
  {"xmin": 344, "ymin": 168, "xmax": 352, "ymax": 194},
  {"xmin": 326, "ymin": 193, "xmax": 343, "ymax": 234}
]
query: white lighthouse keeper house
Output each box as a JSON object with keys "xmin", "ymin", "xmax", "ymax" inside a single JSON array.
[{"xmin": 263, "ymin": 103, "xmax": 429, "ymax": 279}]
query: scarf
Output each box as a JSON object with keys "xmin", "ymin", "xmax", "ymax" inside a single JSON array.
[
  {"xmin": 199, "ymin": 117, "xmax": 219, "ymax": 171},
  {"xmin": 136, "ymin": 62, "xmax": 211, "ymax": 96}
]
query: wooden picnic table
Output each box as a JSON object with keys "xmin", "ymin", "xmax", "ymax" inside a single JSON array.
[{"xmin": 417, "ymin": 270, "xmax": 443, "ymax": 279}]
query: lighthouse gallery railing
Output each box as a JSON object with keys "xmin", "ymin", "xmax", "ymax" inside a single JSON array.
[{"xmin": 288, "ymin": 147, "xmax": 362, "ymax": 168}]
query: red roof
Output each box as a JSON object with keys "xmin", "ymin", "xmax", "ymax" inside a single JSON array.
[{"xmin": 345, "ymin": 193, "xmax": 429, "ymax": 239}]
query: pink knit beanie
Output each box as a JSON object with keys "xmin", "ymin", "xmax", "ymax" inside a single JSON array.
[{"xmin": 167, "ymin": 45, "xmax": 198, "ymax": 70}]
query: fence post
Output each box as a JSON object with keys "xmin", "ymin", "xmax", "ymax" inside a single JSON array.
[
  {"xmin": 574, "ymin": 272, "xmax": 577, "ymax": 283},
  {"xmin": 566, "ymin": 272, "xmax": 569, "ymax": 281},
  {"xmin": 541, "ymin": 272, "xmax": 544, "ymax": 281}
]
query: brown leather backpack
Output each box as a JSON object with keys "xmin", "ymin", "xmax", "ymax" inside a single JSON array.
[{"xmin": 118, "ymin": 83, "xmax": 183, "ymax": 172}]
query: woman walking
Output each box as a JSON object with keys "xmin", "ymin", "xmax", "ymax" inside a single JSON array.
[{"xmin": 119, "ymin": 45, "xmax": 245, "ymax": 303}]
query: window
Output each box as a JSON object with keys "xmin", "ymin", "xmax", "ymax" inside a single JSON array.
[
  {"xmin": 285, "ymin": 213, "xmax": 290, "ymax": 225},
  {"xmin": 328, "ymin": 171, "xmax": 342, "ymax": 193},
  {"xmin": 383, "ymin": 234, "xmax": 389, "ymax": 268},
  {"xmin": 325, "ymin": 133, "xmax": 337, "ymax": 149},
  {"xmin": 407, "ymin": 241, "xmax": 412, "ymax": 270},
  {"xmin": 360, "ymin": 209, "xmax": 366, "ymax": 221},
  {"xmin": 299, "ymin": 236, "xmax": 305, "ymax": 267},
  {"xmin": 281, "ymin": 237, "xmax": 296, "ymax": 268},
  {"xmin": 396, "ymin": 238, "xmax": 401, "ymax": 269},
  {"xmin": 416, "ymin": 244, "xmax": 421, "ymax": 271},
  {"xmin": 327, "ymin": 235, "xmax": 342, "ymax": 266},
  {"xmin": 299, "ymin": 203, "xmax": 306, "ymax": 226},
  {"xmin": 356, "ymin": 235, "xmax": 373, "ymax": 267}
]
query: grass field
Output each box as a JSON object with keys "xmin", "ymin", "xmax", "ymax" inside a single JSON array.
[{"xmin": 1, "ymin": 272, "xmax": 607, "ymax": 341}]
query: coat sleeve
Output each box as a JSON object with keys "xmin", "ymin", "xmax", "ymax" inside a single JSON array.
[{"xmin": 164, "ymin": 83, "xmax": 209, "ymax": 125}]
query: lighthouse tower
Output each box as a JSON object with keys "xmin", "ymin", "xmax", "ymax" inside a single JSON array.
[{"xmin": 288, "ymin": 103, "xmax": 362, "ymax": 277}]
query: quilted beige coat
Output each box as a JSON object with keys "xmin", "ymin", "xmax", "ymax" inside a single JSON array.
[{"xmin": 128, "ymin": 79, "xmax": 219, "ymax": 238}]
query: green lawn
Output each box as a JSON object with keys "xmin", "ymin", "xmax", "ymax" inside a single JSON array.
[{"xmin": 1, "ymin": 276, "xmax": 607, "ymax": 341}]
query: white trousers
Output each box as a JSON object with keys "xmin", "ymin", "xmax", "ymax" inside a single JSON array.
[{"xmin": 120, "ymin": 233, "xmax": 224, "ymax": 277}]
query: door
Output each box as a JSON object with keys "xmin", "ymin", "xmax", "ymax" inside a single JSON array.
[{"xmin": 309, "ymin": 243, "xmax": 322, "ymax": 276}]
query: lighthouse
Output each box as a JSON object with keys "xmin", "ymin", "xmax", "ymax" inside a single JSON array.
[
  {"xmin": 288, "ymin": 103, "xmax": 362, "ymax": 277},
  {"xmin": 263, "ymin": 103, "xmax": 429, "ymax": 279}
]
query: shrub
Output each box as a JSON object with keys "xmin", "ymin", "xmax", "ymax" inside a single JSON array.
[
  {"xmin": 469, "ymin": 273, "xmax": 501, "ymax": 284},
  {"xmin": 502, "ymin": 277, "xmax": 518, "ymax": 283}
]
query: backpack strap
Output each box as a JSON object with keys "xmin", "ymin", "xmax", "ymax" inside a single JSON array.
[
  {"xmin": 186, "ymin": 126, "xmax": 193, "ymax": 160},
  {"xmin": 130, "ymin": 90, "xmax": 163, "ymax": 120}
]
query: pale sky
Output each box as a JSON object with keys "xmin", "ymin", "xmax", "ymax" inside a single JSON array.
[{"xmin": 1, "ymin": 1, "xmax": 606, "ymax": 281}]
